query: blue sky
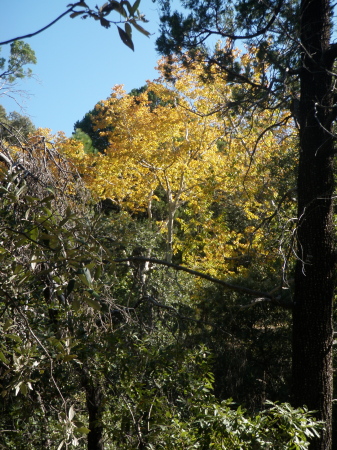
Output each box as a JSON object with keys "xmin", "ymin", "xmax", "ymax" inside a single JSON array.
[{"xmin": 0, "ymin": 0, "xmax": 162, "ymax": 136}]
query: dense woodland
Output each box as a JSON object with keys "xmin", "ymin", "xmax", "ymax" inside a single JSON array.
[{"xmin": 1, "ymin": 0, "xmax": 337, "ymax": 448}]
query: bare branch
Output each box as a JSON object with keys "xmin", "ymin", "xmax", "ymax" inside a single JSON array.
[{"xmin": 251, "ymin": 187, "xmax": 297, "ymax": 234}]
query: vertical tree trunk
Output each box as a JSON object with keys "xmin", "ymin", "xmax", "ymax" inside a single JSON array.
[
  {"xmin": 81, "ymin": 367, "xmax": 105, "ymax": 450},
  {"xmin": 166, "ymin": 200, "xmax": 175, "ymax": 263},
  {"xmin": 293, "ymin": 0, "xmax": 335, "ymax": 447}
]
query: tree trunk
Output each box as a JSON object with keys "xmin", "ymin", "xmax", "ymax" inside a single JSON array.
[
  {"xmin": 293, "ymin": 0, "xmax": 336, "ymax": 447},
  {"xmin": 166, "ymin": 200, "xmax": 175, "ymax": 263},
  {"xmin": 81, "ymin": 367, "xmax": 105, "ymax": 450}
]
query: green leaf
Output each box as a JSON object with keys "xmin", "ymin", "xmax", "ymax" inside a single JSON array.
[
  {"xmin": 117, "ymin": 26, "xmax": 134, "ymax": 51},
  {"xmin": 0, "ymin": 351, "xmax": 9, "ymax": 365},
  {"xmin": 40, "ymin": 195, "xmax": 55, "ymax": 204},
  {"xmin": 76, "ymin": 426, "xmax": 91, "ymax": 434},
  {"xmin": 131, "ymin": 0, "xmax": 141, "ymax": 14},
  {"xmin": 78, "ymin": 274, "xmax": 90, "ymax": 288},
  {"xmin": 24, "ymin": 195, "xmax": 38, "ymax": 203},
  {"xmin": 63, "ymin": 354, "xmax": 78, "ymax": 362},
  {"xmin": 83, "ymin": 267, "xmax": 92, "ymax": 286},
  {"xmin": 73, "ymin": 420, "xmax": 85, "ymax": 427},
  {"xmin": 28, "ymin": 226, "xmax": 39, "ymax": 242},
  {"xmin": 70, "ymin": 11, "xmax": 85, "ymax": 18},
  {"xmin": 84, "ymin": 297, "xmax": 101, "ymax": 311},
  {"xmin": 102, "ymin": 1, "xmax": 127, "ymax": 17},
  {"xmin": 16, "ymin": 184, "xmax": 27, "ymax": 198},
  {"xmin": 5, "ymin": 334, "xmax": 22, "ymax": 343},
  {"xmin": 125, "ymin": 22, "xmax": 132, "ymax": 38},
  {"xmin": 19, "ymin": 383, "xmax": 28, "ymax": 396},
  {"xmin": 59, "ymin": 216, "xmax": 70, "ymax": 227},
  {"xmin": 3, "ymin": 319, "xmax": 13, "ymax": 332},
  {"xmin": 94, "ymin": 265, "xmax": 102, "ymax": 280},
  {"xmin": 88, "ymin": 289, "xmax": 101, "ymax": 299},
  {"xmin": 100, "ymin": 17, "xmax": 111, "ymax": 28},
  {"xmin": 13, "ymin": 264, "xmax": 23, "ymax": 274},
  {"xmin": 72, "ymin": 298, "xmax": 81, "ymax": 312},
  {"xmin": 115, "ymin": 2, "xmax": 127, "ymax": 17},
  {"xmin": 129, "ymin": 19, "xmax": 151, "ymax": 37},
  {"xmin": 122, "ymin": 0, "xmax": 133, "ymax": 15},
  {"xmin": 66, "ymin": 279, "xmax": 76, "ymax": 297}
]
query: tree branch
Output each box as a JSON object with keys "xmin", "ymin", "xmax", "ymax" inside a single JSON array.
[
  {"xmin": 0, "ymin": 5, "xmax": 78, "ymax": 46},
  {"xmin": 212, "ymin": 0, "xmax": 285, "ymax": 41},
  {"xmin": 114, "ymin": 256, "xmax": 291, "ymax": 308},
  {"xmin": 251, "ymin": 187, "xmax": 297, "ymax": 235},
  {"xmin": 238, "ymin": 296, "xmax": 292, "ymax": 310}
]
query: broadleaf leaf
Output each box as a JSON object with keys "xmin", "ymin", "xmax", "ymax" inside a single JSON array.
[
  {"xmin": 129, "ymin": 19, "xmax": 150, "ymax": 37},
  {"xmin": 117, "ymin": 26, "xmax": 134, "ymax": 50}
]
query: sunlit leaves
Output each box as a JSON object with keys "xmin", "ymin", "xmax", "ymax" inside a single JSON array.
[{"xmin": 65, "ymin": 47, "xmax": 296, "ymax": 275}]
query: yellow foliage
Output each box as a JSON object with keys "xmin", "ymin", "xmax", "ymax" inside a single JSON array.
[{"xmin": 63, "ymin": 45, "xmax": 297, "ymax": 276}]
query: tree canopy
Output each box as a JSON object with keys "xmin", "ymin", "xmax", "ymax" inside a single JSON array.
[
  {"xmin": 1, "ymin": 0, "xmax": 337, "ymax": 448},
  {"xmin": 153, "ymin": 0, "xmax": 337, "ymax": 448}
]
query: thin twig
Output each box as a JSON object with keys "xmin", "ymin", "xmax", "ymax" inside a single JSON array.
[
  {"xmin": 15, "ymin": 306, "xmax": 66, "ymax": 409},
  {"xmin": 0, "ymin": 6, "xmax": 77, "ymax": 45}
]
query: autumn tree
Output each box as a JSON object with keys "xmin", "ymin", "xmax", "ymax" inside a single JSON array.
[
  {"xmin": 0, "ymin": 124, "xmax": 321, "ymax": 450},
  {"xmin": 66, "ymin": 51, "xmax": 296, "ymax": 275},
  {"xmin": 73, "ymin": 86, "xmax": 166, "ymax": 154},
  {"xmin": 155, "ymin": 0, "xmax": 337, "ymax": 448},
  {"xmin": 65, "ymin": 55, "xmax": 301, "ymax": 434}
]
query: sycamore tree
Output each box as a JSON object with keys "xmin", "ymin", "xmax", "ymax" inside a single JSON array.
[
  {"xmin": 154, "ymin": 0, "xmax": 337, "ymax": 448},
  {"xmin": 64, "ymin": 49, "xmax": 296, "ymax": 277},
  {"xmin": 64, "ymin": 51, "xmax": 293, "ymax": 275}
]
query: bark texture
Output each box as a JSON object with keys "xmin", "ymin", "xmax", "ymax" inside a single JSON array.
[{"xmin": 293, "ymin": 0, "xmax": 336, "ymax": 447}]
